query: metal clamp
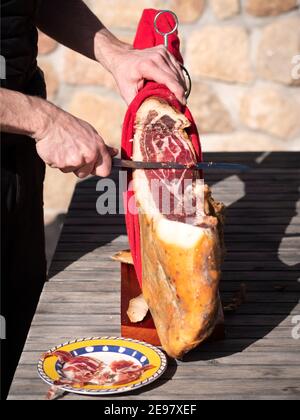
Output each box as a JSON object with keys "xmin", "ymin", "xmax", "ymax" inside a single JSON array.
[
  {"xmin": 154, "ymin": 10, "xmax": 179, "ymax": 48},
  {"xmin": 154, "ymin": 10, "xmax": 192, "ymax": 99}
]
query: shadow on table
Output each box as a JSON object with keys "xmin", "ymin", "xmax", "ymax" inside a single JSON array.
[
  {"xmin": 45, "ymin": 213, "xmax": 66, "ymax": 270},
  {"xmin": 48, "ymin": 153, "xmax": 300, "ymax": 365},
  {"xmin": 183, "ymin": 152, "xmax": 300, "ymax": 362},
  {"xmin": 48, "ymin": 168, "xmax": 127, "ymax": 280}
]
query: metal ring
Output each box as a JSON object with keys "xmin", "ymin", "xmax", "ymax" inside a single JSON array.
[
  {"xmin": 154, "ymin": 10, "xmax": 192, "ymax": 99},
  {"xmin": 154, "ymin": 10, "xmax": 178, "ymax": 38},
  {"xmin": 182, "ymin": 65, "xmax": 192, "ymax": 99}
]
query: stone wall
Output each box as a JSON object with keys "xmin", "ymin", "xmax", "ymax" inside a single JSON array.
[{"xmin": 39, "ymin": 0, "xmax": 300, "ymax": 234}]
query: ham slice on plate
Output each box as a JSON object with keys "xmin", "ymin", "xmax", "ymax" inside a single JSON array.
[
  {"xmin": 43, "ymin": 350, "xmax": 154, "ymax": 399},
  {"xmin": 132, "ymin": 97, "xmax": 225, "ymax": 359}
]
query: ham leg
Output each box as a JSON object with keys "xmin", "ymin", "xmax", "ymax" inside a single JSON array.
[{"xmin": 132, "ymin": 97, "xmax": 225, "ymax": 359}]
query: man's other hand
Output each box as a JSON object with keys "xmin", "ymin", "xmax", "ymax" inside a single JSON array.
[
  {"xmin": 98, "ymin": 39, "xmax": 187, "ymax": 106},
  {"xmin": 35, "ymin": 105, "xmax": 118, "ymax": 178}
]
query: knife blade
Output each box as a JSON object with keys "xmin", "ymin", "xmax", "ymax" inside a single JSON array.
[{"xmin": 112, "ymin": 159, "xmax": 249, "ymax": 171}]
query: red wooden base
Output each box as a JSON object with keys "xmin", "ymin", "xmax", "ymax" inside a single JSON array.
[{"xmin": 121, "ymin": 262, "xmax": 225, "ymax": 346}]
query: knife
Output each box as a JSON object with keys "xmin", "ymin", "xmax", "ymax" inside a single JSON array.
[{"xmin": 112, "ymin": 159, "xmax": 249, "ymax": 172}]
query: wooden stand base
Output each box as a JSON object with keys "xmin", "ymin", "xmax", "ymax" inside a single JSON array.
[{"xmin": 121, "ymin": 262, "xmax": 225, "ymax": 347}]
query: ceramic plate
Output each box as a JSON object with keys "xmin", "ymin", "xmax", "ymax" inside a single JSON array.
[{"xmin": 38, "ymin": 336, "xmax": 167, "ymax": 395}]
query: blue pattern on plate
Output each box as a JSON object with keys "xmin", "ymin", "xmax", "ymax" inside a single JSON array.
[{"xmin": 70, "ymin": 345, "xmax": 149, "ymax": 365}]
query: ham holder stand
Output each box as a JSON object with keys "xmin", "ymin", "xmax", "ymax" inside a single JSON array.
[{"xmin": 116, "ymin": 10, "xmax": 225, "ymax": 350}]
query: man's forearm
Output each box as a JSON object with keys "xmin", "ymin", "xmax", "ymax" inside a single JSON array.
[
  {"xmin": 35, "ymin": 1, "xmax": 186, "ymax": 105},
  {"xmin": 35, "ymin": 0, "xmax": 126, "ymax": 70},
  {"xmin": 0, "ymin": 88, "xmax": 115, "ymax": 177},
  {"xmin": 0, "ymin": 88, "xmax": 50, "ymax": 139}
]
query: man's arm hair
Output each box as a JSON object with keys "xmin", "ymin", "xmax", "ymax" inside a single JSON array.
[
  {"xmin": 0, "ymin": 88, "xmax": 115, "ymax": 177},
  {"xmin": 0, "ymin": 87, "xmax": 50, "ymax": 138}
]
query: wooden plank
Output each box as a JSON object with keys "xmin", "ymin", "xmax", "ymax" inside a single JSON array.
[
  {"xmin": 43, "ymin": 279, "xmax": 300, "ymax": 292},
  {"xmin": 24, "ymin": 328, "xmax": 295, "ymax": 345},
  {"xmin": 48, "ymin": 269, "xmax": 300, "ymax": 281},
  {"xmin": 38, "ymin": 290, "xmax": 299, "ymax": 304},
  {"xmin": 68, "ymin": 201, "xmax": 299, "ymax": 210},
  {"xmin": 221, "ymin": 314, "xmax": 297, "ymax": 326},
  {"xmin": 58, "ymin": 233, "xmax": 128, "ymax": 243},
  {"xmin": 7, "ymin": 378, "xmax": 300, "ymax": 400},
  {"xmin": 224, "ymin": 327, "xmax": 296, "ymax": 339},
  {"xmin": 29, "ymin": 313, "xmax": 297, "ymax": 328},
  {"xmin": 23, "ymin": 335, "xmax": 300, "ymax": 353},
  {"xmin": 64, "ymin": 208, "xmax": 299, "ymax": 218},
  {"xmin": 49, "ymin": 260, "xmax": 300, "ymax": 272},
  {"xmin": 224, "ymin": 225, "xmax": 300, "ymax": 234},
  {"xmin": 52, "ymin": 248, "xmax": 300, "ymax": 258},
  {"xmin": 70, "ymin": 193, "xmax": 300, "ymax": 202},
  {"xmin": 65, "ymin": 210, "xmax": 298, "ymax": 223},
  {"xmin": 59, "ymin": 224, "xmax": 300, "ymax": 235},
  {"xmin": 52, "ymin": 251, "xmax": 300, "ymax": 265},
  {"xmin": 55, "ymin": 233, "xmax": 300, "ymax": 245},
  {"xmin": 54, "ymin": 241, "xmax": 299, "ymax": 253},
  {"xmin": 63, "ymin": 216, "xmax": 300, "ymax": 226},
  {"xmin": 22, "ymin": 327, "xmax": 294, "ymax": 347},
  {"xmin": 10, "ymin": 364, "xmax": 300, "ymax": 381},
  {"xmin": 76, "ymin": 184, "xmax": 299, "ymax": 193},
  {"xmin": 83, "ymin": 167, "xmax": 300, "ymax": 176},
  {"xmin": 32, "ymin": 301, "xmax": 300, "ymax": 316},
  {"xmin": 27, "ymin": 311, "xmax": 297, "ymax": 327},
  {"xmin": 204, "ymin": 151, "xmax": 299, "ymax": 159},
  {"xmin": 205, "ymin": 151, "xmax": 300, "ymax": 164},
  {"xmin": 15, "ymin": 347, "xmax": 300, "ymax": 366},
  {"xmin": 55, "ymin": 242, "xmax": 125, "ymax": 251},
  {"xmin": 224, "ymin": 242, "xmax": 300, "ymax": 251}
]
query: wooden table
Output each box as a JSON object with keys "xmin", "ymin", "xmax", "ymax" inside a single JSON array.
[{"xmin": 8, "ymin": 152, "xmax": 300, "ymax": 400}]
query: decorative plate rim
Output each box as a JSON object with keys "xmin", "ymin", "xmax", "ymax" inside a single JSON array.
[{"xmin": 37, "ymin": 336, "xmax": 168, "ymax": 396}]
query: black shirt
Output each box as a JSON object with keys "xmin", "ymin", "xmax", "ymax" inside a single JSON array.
[{"xmin": 1, "ymin": 0, "xmax": 40, "ymax": 92}]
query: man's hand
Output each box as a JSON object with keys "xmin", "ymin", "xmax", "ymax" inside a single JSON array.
[
  {"xmin": 95, "ymin": 33, "xmax": 187, "ymax": 106},
  {"xmin": 35, "ymin": 104, "xmax": 118, "ymax": 178},
  {"xmin": 0, "ymin": 88, "xmax": 117, "ymax": 179},
  {"xmin": 108, "ymin": 44, "xmax": 187, "ymax": 106}
]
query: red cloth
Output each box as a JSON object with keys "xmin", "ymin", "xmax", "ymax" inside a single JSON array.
[{"xmin": 121, "ymin": 9, "xmax": 202, "ymax": 286}]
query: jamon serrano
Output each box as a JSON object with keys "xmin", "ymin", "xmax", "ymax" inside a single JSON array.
[
  {"xmin": 132, "ymin": 97, "xmax": 225, "ymax": 359},
  {"xmin": 43, "ymin": 350, "xmax": 154, "ymax": 400}
]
